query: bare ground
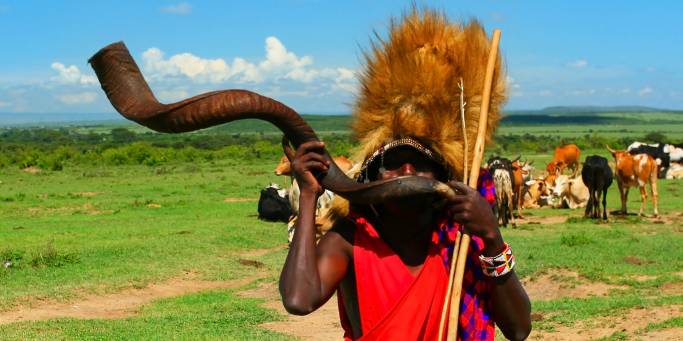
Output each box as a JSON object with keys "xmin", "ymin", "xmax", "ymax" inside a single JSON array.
[
  {"xmin": 0, "ymin": 271, "xmax": 265, "ymax": 325},
  {"xmin": 530, "ymin": 304, "xmax": 683, "ymax": 340},
  {"xmin": 522, "ymin": 269, "xmax": 628, "ymax": 301}
]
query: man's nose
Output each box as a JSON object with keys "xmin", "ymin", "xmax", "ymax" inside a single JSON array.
[{"xmin": 397, "ymin": 162, "xmax": 416, "ymax": 176}]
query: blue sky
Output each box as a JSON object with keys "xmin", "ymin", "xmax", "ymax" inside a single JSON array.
[{"xmin": 1, "ymin": 1, "xmax": 682, "ymax": 115}]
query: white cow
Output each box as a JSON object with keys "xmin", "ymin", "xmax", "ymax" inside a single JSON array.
[
  {"xmin": 551, "ymin": 175, "xmax": 589, "ymax": 209},
  {"xmin": 666, "ymin": 162, "xmax": 683, "ymax": 179}
]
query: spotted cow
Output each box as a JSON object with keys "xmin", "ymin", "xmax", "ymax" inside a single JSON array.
[{"xmin": 607, "ymin": 146, "xmax": 659, "ymax": 217}]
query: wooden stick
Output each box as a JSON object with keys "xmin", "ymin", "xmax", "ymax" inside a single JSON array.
[
  {"xmin": 445, "ymin": 29, "xmax": 501, "ymax": 340},
  {"xmin": 437, "ymin": 230, "xmax": 462, "ymax": 341}
]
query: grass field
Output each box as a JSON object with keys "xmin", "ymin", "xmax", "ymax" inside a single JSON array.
[{"xmin": 1, "ymin": 112, "xmax": 682, "ymax": 340}]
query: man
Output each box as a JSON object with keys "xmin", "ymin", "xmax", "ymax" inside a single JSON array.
[{"xmin": 279, "ymin": 9, "xmax": 530, "ymax": 341}]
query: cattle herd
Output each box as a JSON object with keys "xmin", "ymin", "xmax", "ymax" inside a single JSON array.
[{"xmin": 258, "ymin": 140, "xmax": 682, "ymax": 239}]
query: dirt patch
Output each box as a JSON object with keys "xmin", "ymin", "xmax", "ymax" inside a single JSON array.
[
  {"xmin": 660, "ymin": 281, "xmax": 683, "ymax": 296},
  {"xmin": 73, "ymin": 192, "xmax": 100, "ymax": 197},
  {"xmin": 223, "ymin": 197, "xmax": 258, "ymax": 203},
  {"xmin": 0, "ymin": 272, "xmax": 264, "ymax": 325},
  {"xmin": 639, "ymin": 327, "xmax": 683, "ymax": 340},
  {"xmin": 238, "ymin": 259, "xmax": 265, "ymax": 268},
  {"xmin": 519, "ymin": 215, "xmax": 568, "ymax": 226},
  {"xmin": 530, "ymin": 305, "xmax": 683, "ymax": 340},
  {"xmin": 523, "ymin": 270, "xmax": 628, "ymax": 301},
  {"xmin": 22, "ymin": 166, "xmax": 40, "ymax": 174},
  {"xmin": 623, "ymin": 255, "xmax": 653, "ymax": 265},
  {"xmin": 238, "ymin": 281, "xmax": 343, "ymax": 341},
  {"xmin": 27, "ymin": 203, "xmax": 113, "ymax": 216}
]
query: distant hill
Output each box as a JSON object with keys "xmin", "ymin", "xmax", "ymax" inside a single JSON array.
[
  {"xmin": 0, "ymin": 112, "xmax": 125, "ymax": 126},
  {"xmin": 505, "ymin": 105, "xmax": 677, "ymax": 116}
]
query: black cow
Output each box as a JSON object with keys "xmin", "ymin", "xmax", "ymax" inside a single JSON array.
[
  {"xmin": 581, "ymin": 155, "xmax": 613, "ymax": 220},
  {"xmin": 627, "ymin": 142, "xmax": 670, "ymax": 178},
  {"xmin": 257, "ymin": 184, "xmax": 292, "ymax": 222}
]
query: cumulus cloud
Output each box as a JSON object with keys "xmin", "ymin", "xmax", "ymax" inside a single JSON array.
[
  {"xmin": 140, "ymin": 36, "xmax": 356, "ymax": 92},
  {"xmin": 567, "ymin": 59, "xmax": 588, "ymax": 68},
  {"xmin": 161, "ymin": 2, "xmax": 192, "ymax": 15},
  {"xmin": 57, "ymin": 92, "xmax": 98, "ymax": 104},
  {"xmin": 50, "ymin": 63, "xmax": 97, "ymax": 85},
  {"xmin": 638, "ymin": 86, "xmax": 653, "ymax": 96}
]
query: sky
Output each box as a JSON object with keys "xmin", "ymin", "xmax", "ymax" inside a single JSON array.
[{"xmin": 1, "ymin": 1, "xmax": 682, "ymax": 116}]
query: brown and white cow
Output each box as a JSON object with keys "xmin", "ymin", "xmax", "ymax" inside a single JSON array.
[
  {"xmin": 511, "ymin": 159, "xmax": 530, "ymax": 218},
  {"xmin": 274, "ymin": 155, "xmax": 354, "ymax": 176},
  {"xmin": 546, "ymin": 144, "xmax": 581, "ymax": 176},
  {"xmin": 607, "ymin": 146, "xmax": 659, "ymax": 217}
]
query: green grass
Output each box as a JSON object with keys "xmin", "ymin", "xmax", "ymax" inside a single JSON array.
[{"xmin": 1, "ymin": 113, "xmax": 682, "ymax": 339}]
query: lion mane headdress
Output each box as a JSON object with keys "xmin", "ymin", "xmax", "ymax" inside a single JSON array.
[
  {"xmin": 321, "ymin": 8, "xmax": 507, "ymax": 225},
  {"xmin": 353, "ymin": 8, "xmax": 506, "ymax": 179}
]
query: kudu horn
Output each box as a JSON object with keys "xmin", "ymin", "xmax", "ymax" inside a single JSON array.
[{"xmin": 89, "ymin": 41, "xmax": 456, "ymax": 204}]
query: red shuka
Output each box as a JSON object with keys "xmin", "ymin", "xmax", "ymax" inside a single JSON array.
[{"xmin": 338, "ymin": 214, "xmax": 449, "ymax": 340}]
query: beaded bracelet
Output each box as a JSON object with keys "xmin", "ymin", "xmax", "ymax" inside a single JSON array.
[{"xmin": 479, "ymin": 242, "xmax": 516, "ymax": 277}]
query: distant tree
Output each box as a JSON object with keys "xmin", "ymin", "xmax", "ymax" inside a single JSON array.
[
  {"xmin": 110, "ymin": 128, "xmax": 137, "ymax": 144},
  {"xmin": 643, "ymin": 131, "xmax": 667, "ymax": 143}
]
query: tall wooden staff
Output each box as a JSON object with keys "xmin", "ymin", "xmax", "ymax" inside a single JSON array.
[{"xmin": 438, "ymin": 28, "xmax": 501, "ymax": 341}]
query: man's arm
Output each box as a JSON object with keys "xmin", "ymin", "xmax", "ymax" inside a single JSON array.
[
  {"xmin": 447, "ymin": 181, "xmax": 532, "ymax": 340},
  {"xmin": 278, "ymin": 141, "xmax": 351, "ymax": 315}
]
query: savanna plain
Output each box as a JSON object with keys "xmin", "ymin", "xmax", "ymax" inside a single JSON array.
[{"xmin": 1, "ymin": 110, "xmax": 682, "ymax": 340}]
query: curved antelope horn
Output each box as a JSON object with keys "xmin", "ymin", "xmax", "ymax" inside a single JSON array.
[{"xmin": 89, "ymin": 41, "xmax": 457, "ymax": 204}]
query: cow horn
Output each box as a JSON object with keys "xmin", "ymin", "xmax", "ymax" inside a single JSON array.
[
  {"xmin": 512, "ymin": 155, "xmax": 521, "ymax": 162},
  {"xmin": 605, "ymin": 144, "xmax": 617, "ymax": 154},
  {"xmin": 89, "ymin": 41, "xmax": 456, "ymax": 204}
]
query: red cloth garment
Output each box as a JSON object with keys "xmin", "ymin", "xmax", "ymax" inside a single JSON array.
[
  {"xmin": 338, "ymin": 214, "xmax": 449, "ymax": 340},
  {"xmin": 338, "ymin": 171, "xmax": 497, "ymax": 340}
]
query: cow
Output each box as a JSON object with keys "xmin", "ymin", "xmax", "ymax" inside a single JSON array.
[
  {"xmin": 546, "ymin": 144, "xmax": 581, "ymax": 176},
  {"xmin": 274, "ymin": 154, "xmax": 354, "ymax": 215},
  {"xmin": 607, "ymin": 145, "xmax": 659, "ymax": 217},
  {"xmin": 666, "ymin": 144, "xmax": 683, "ymax": 163},
  {"xmin": 257, "ymin": 184, "xmax": 293, "ymax": 222},
  {"xmin": 274, "ymin": 154, "xmax": 354, "ymax": 176},
  {"xmin": 522, "ymin": 178, "xmax": 549, "ymax": 209},
  {"xmin": 627, "ymin": 142, "xmax": 670, "ymax": 178},
  {"xmin": 581, "ymin": 155, "xmax": 613, "ymax": 220},
  {"xmin": 511, "ymin": 159, "xmax": 530, "ymax": 218},
  {"xmin": 550, "ymin": 174, "xmax": 589, "ymax": 209},
  {"xmin": 665, "ymin": 162, "xmax": 683, "ymax": 179},
  {"xmin": 275, "ymin": 154, "xmax": 355, "ymax": 242},
  {"xmin": 492, "ymin": 169, "xmax": 516, "ymax": 227}
]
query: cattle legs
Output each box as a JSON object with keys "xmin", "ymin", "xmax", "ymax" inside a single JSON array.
[
  {"xmin": 617, "ymin": 181, "xmax": 629, "ymax": 215},
  {"xmin": 601, "ymin": 188, "xmax": 608, "ymax": 220}
]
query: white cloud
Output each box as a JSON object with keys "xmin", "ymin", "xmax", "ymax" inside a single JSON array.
[
  {"xmin": 567, "ymin": 59, "xmax": 588, "ymax": 68},
  {"xmin": 638, "ymin": 86, "xmax": 653, "ymax": 96},
  {"xmin": 0, "ymin": 100, "xmax": 10, "ymax": 108},
  {"xmin": 538, "ymin": 90, "xmax": 552, "ymax": 97},
  {"xmin": 57, "ymin": 92, "xmax": 97, "ymax": 104},
  {"xmin": 50, "ymin": 63, "xmax": 97, "ymax": 85},
  {"xmin": 141, "ymin": 36, "xmax": 354, "ymax": 88},
  {"xmin": 161, "ymin": 2, "xmax": 192, "ymax": 15}
]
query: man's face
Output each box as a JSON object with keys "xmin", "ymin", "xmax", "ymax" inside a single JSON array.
[{"xmin": 377, "ymin": 146, "xmax": 445, "ymax": 181}]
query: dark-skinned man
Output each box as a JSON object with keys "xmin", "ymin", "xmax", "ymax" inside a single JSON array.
[{"xmin": 280, "ymin": 9, "xmax": 531, "ymax": 341}]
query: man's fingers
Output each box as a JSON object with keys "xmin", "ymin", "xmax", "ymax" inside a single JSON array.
[
  {"xmin": 297, "ymin": 153, "xmax": 329, "ymax": 166},
  {"xmin": 300, "ymin": 161, "xmax": 329, "ymax": 173},
  {"xmin": 295, "ymin": 141, "xmax": 326, "ymax": 157}
]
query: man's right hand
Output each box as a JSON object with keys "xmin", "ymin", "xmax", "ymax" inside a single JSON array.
[{"xmin": 289, "ymin": 141, "xmax": 329, "ymax": 198}]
